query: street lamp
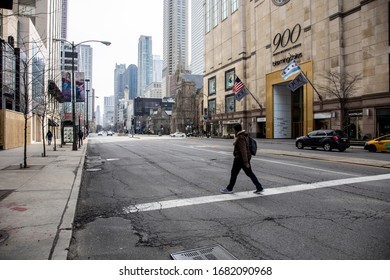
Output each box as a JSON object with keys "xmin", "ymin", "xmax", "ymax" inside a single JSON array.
[
  {"xmin": 85, "ymin": 79, "xmax": 90, "ymax": 137},
  {"xmin": 53, "ymin": 38, "xmax": 111, "ymax": 151}
]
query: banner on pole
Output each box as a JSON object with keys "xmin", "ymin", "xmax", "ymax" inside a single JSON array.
[{"xmin": 288, "ymin": 73, "xmax": 308, "ymax": 92}]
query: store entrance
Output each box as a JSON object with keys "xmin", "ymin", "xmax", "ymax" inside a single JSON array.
[{"xmin": 273, "ymin": 84, "xmax": 303, "ymax": 138}]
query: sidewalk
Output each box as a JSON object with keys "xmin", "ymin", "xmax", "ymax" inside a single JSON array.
[{"xmin": 0, "ymin": 140, "xmax": 87, "ymax": 260}]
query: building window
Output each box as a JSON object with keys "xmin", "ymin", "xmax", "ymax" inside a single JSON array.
[
  {"xmin": 205, "ymin": 0, "xmax": 211, "ymax": 33},
  {"xmin": 0, "ymin": 13, "xmax": 3, "ymax": 36},
  {"xmin": 208, "ymin": 76, "xmax": 216, "ymax": 95},
  {"xmin": 225, "ymin": 94, "xmax": 235, "ymax": 113},
  {"xmin": 213, "ymin": 0, "xmax": 219, "ymax": 27},
  {"xmin": 208, "ymin": 99, "xmax": 216, "ymax": 115},
  {"xmin": 232, "ymin": 0, "xmax": 238, "ymax": 13},
  {"xmin": 225, "ymin": 68, "xmax": 235, "ymax": 91},
  {"xmin": 221, "ymin": 0, "xmax": 228, "ymax": 21}
]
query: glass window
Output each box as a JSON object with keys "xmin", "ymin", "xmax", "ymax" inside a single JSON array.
[
  {"xmin": 225, "ymin": 94, "xmax": 235, "ymax": 113},
  {"xmin": 225, "ymin": 68, "xmax": 235, "ymax": 91},
  {"xmin": 205, "ymin": 0, "xmax": 210, "ymax": 33},
  {"xmin": 221, "ymin": 0, "xmax": 228, "ymax": 20},
  {"xmin": 208, "ymin": 76, "xmax": 216, "ymax": 95},
  {"xmin": 232, "ymin": 0, "xmax": 238, "ymax": 13},
  {"xmin": 213, "ymin": 0, "xmax": 218, "ymax": 27},
  {"xmin": 208, "ymin": 99, "xmax": 216, "ymax": 115}
]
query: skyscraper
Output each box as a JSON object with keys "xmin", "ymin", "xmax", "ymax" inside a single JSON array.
[
  {"xmin": 137, "ymin": 35, "xmax": 153, "ymax": 97},
  {"xmin": 61, "ymin": 0, "xmax": 68, "ymax": 40},
  {"xmin": 77, "ymin": 45, "xmax": 93, "ymax": 121},
  {"xmin": 114, "ymin": 64, "xmax": 126, "ymax": 128},
  {"xmin": 124, "ymin": 64, "xmax": 138, "ymax": 100},
  {"xmin": 163, "ymin": 0, "xmax": 189, "ymax": 97},
  {"xmin": 190, "ymin": 0, "xmax": 204, "ymax": 75},
  {"xmin": 153, "ymin": 55, "xmax": 163, "ymax": 83}
]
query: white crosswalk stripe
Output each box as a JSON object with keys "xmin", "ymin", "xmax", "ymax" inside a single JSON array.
[{"xmin": 123, "ymin": 173, "xmax": 390, "ymax": 214}]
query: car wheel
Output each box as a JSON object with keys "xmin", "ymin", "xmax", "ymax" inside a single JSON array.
[
  {"xmin": 338, "ymin": 147, "xmax": 346, "ymax": 152},
  {"xmin": 368, "ymin": 145, "xmax": 376, "ymax": 152},
  {"xmin": 296, "ymin": 141, "xmax": 304, "ymax": 149},
  {"xmin": 323, "ymin": 142, "xmax": 332, "ymax": 151}
]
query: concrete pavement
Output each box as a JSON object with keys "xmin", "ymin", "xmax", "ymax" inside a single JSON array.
[
  {"xmin": 0, "ymin": 136, "xmax": 388, "ymax": 260},
  {"xmin": 0, "ymin": 140, "xmax": 87, "ymax": 260}
]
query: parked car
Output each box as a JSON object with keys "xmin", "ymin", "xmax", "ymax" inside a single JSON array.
[
  {"xmin": 106, "ymin": 131, "xmax": 113, "ymax": 136},
  {"xmin": 364, "ymin": 134, "xmax": 390, "ymax": 153},
  {"xmin": 170, "ymin": 132, "xmax": 186, "ymax": 137},
  {"xmin": 97, "ymin": 131, "xmax": 103, "ymax": 136},
  {"xmin": 295, "ymin": 129, "xmax": 350, "ymax": 152}
]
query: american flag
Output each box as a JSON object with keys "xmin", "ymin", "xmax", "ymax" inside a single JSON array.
[{"xmin": 233, "ymin": 77, "xmax": 245, "ymax": 94}]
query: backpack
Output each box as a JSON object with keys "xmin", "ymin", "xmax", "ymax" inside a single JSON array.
[{"xmin": 248, "ymin": 136, "xmax": 257, "ymax": 156}]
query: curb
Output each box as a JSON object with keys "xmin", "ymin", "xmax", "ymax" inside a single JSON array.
[{"xmin": 50, "ymin": 141, "xmax": 87, "ymax": 260}]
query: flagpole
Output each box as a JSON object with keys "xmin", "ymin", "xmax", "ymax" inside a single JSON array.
[
  {"xmin": 247, "ymin": 87, "xmax": 263, "ymax": 110},
  {"xmin": 299, "ymin": 70, "xmax": 323, "ymax": 102},
  {"xmin": 234, "ymin": 75, "xmax": 263, "ymax": 111}
]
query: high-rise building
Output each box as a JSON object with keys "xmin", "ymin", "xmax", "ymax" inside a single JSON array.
[
  {"xmin": 61, "ymin": 0, "xmax": 68, "ymax": 40},
  {"xmin": 163, "ymin": 0, "xmax": 189, "ymax": 97},
  {"xmin": 114, "ymin": 63, "xmax": 126, "ymax": 128},
  {"xmin": 77, "ymin": 45, "xmax": 93, "ymax": 121},
  {"xmin": 0, "ymin": 0, "xmax": 63, "ymax": 149},
  {"xmin": 153, "ymin": 55, "xmax": 163, "ymax": 83},
  {"xmin": 190, "ymin": 0, "xmax": 204, "ymax": 75},
  {"xmin": 137, "ymin": 35, "xmax": 153, "ymax": 97},
  {"xmin": 124, "ymin": 64, "xmax": 138, "ymax": 100},
  {"xmin": 203, "ymin": 0, "xmax": 389, "ymax": 140},
  {"xmin": 104, "ymin": 95, "xmax": 115, "ymax": 129},
  {"xmin": 95, "ymin": 105, "xmax": 102, "ymax": 126}
]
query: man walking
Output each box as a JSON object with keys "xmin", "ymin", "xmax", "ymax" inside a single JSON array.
[{"xmin": 221, "ymin": 123, "xmax": 263, "ymax": 194}]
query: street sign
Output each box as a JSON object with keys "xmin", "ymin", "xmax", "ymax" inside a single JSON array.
[{"xmin": 288, "ymin": 73, "xmax": 308, "ymax": 92}]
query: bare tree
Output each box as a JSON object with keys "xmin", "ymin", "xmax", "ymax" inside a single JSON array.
[
  {"xmin": 5, "ymin": 40, "xmax": 58, "ymax": 167},
  {"xmin": 318, "ymin": 71, "xmax": 362, "ymax": 130}
]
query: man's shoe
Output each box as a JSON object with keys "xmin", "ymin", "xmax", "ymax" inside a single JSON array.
[
  {"xmin": 220, "ymin": 188, "xmax": 233, "ymax": 194},
  {"xmin": 253, "ymin": 188, "xmax": 264, "ymax": 194}
]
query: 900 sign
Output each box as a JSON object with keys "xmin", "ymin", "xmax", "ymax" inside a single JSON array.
[{"xmin": 273, "ymin": 23, "xmax": 301, "ymax": 53}]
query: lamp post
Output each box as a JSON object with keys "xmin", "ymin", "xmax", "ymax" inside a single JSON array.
[
  {"xmin": 85, "ymin": 79, "xmax": 90, "ymax": 137},
  {"xmin": 53, "ymin": 39, "xmax": 111, "ymax": 151}
]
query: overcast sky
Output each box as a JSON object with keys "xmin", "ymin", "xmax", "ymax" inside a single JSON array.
[{"xmin": 68, "ymin": 0, "xmax": 164, "ymax": 110}]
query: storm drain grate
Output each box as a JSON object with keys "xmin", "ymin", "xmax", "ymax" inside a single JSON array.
[
  {"xmin": 0, "ymin": 190, "xmax": 14, "ymax": 202},
  {"xmin": 171, "ymin": 245, "xmax": 237, "ymax": 260}
]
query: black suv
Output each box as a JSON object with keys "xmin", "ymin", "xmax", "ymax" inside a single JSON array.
[{"xmin": 295, "ymin": 129, "xmax": 350, "ymax": 152}]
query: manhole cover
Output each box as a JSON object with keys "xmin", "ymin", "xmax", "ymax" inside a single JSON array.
[{"xmin": 171, "ymin": 245, "xmax": 237, "ymax": 260}]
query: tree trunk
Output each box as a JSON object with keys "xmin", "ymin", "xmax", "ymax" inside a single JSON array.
[
  {"xmin": 23, "ymin": 114, "xmax": 28, "ymax": 168},
  {"xmin": 42, "ymin": 114, "xmax": 46, "ymax": 157}
]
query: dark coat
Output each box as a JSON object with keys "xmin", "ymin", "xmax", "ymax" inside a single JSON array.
[{"xmin": 233, "ymin": 130, "xmax": 251, "ymax": 164}]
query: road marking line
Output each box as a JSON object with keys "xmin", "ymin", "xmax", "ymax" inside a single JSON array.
[{"xmin": 123, "ymin": 173, "xmax": 390, "ymax": 214}]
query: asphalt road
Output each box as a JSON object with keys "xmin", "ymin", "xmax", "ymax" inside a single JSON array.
[{"xmin": 68, "ymin": 134, "xmax": 390, "ymax": 260}]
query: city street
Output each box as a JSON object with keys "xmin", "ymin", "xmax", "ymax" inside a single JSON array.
[{"xmin": 68, "ymin": 134, "xmax": 390, "ymax": 260}]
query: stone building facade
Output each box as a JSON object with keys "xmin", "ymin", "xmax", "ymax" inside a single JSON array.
[{"xmin": 203, "ymin": 0, "xmax": 389, "ymax": 139}]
